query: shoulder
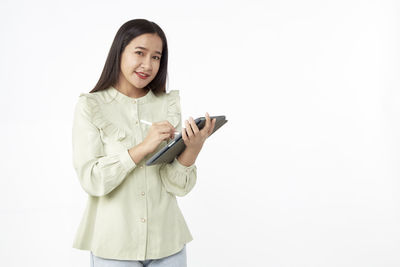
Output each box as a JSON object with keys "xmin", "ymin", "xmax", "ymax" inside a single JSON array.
[
  {"xmin": 75, "ymin": 92, "xmax": 101, "ymax": 115},
  {"xmin": 74, "ymin": 91, "xmax": 107, "ymax": 126},
  {"xmin": 152, "ymin": 89, "xmax": 181, "ymax": 109},
  {"xmin": 166, "ymin": 89, "xmax": 180, "ymax": 97},
  {"xmin": 77, "ymin": 89, "xmax": 111, "ymax": 106},
  {"xmin": 74, "ymin": 90, "xmax": 127, "ymax": 138},
  {"xmin": 164, "ymin": 90, "xmax": 181, "ymax": 107}
]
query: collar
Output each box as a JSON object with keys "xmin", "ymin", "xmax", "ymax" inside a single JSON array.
[{"xmin": 107, "ymin": 86, "xmax": 156, "ymax": 104}]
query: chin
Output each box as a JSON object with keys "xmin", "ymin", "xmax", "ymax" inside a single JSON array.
[{"xmin": 130, "ymin": 81, "xmax": 150, "ymax": 89}]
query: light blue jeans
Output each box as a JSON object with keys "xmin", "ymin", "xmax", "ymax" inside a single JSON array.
[{"xmin": 90, "ymin": 245, "xmax": 187, "ymax": 267}]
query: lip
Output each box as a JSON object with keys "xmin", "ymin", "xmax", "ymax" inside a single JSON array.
[{"xmin": 135, "ymin": 72, "xmax": 150, "ymax": 79}]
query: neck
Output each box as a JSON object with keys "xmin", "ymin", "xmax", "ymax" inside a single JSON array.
[{"xmin": 114, "ymin": 78, "xmax": 149, "ymax": 98}]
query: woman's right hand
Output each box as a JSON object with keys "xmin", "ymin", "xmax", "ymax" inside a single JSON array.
[{"xmin": 140, "ymin": 121, "xmax": 176, "ymax": 155}]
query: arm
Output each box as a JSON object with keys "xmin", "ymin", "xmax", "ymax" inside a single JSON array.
[
  {"xmin": 159, "ymin": 112, "xmax": 216, "ymax": 196},
  {"xmin": 158, "ymin": 91, "xmax": 198, "ymax": 196},
  {"xmin": 177, "ymin": 147, "xmax": 201, "ymax": 167},
  {"xmin": 72, "ymin": 96, "xmax": 137, "ymax": 197},
  {"xmin": 160, "ymin": 91, "xmax": 216, "ymax": 196},
  {"xmin": 178, "ymin": 113, "xmax": 216, "ymax": 166},
  {"xmin": 159, "ymin": 157, "xmax": 197, "ymax": 197}
]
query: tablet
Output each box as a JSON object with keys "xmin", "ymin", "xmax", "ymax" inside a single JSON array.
[{"xmin": 145, "ymin": 115, "xmax": 227, "ymax": 166}]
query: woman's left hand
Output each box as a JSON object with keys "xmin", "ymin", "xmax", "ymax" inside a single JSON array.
[{"xmin": 182, "ymin": 112, "xmax": 216, "ymax": 152}]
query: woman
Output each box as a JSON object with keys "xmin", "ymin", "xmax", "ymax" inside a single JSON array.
[{"xmin": 72, "ymin": 18, "xmax": 216, "ymax": 267}]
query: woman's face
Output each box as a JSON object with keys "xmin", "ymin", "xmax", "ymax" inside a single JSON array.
[{"xmin": 118, "ymin": 33, "xmax": 163, "ymax": 91}]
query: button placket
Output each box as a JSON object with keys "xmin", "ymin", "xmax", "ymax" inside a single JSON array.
[
  {"xmin": 134, "ymin": 100, "xmax": 144, "ymax": 142},
  {"xmin": 131, "ymin": 97, "xmax": 148, "ymax": 260},
  {"xmin": 133, "ymin": 100, "xmax": 139, "ymax": 125},
  {"xmin": 131, "ymin": 101, "xmax": 138, "ymax": 130}
]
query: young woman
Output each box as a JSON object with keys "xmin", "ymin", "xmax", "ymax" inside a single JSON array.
[{"xmin": 72, "ymin": 18, "xmax": 216, "ymax": 267}]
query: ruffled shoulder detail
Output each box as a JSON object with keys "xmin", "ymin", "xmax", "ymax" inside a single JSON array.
[
  {"xmin": 166, "ymin": 90, "xmax": 181, "ymax": 128},
  {"xmin": 78, "ymin": 93, "xmax": 127, "ymax": 141}
]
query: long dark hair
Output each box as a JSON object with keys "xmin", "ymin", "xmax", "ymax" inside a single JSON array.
[{"xmin": 90, "ymin": 19, "xmax": 168, "ymax": 96}]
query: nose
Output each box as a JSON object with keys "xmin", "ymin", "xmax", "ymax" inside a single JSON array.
[{"xmin": 141, "ymin": 55, "xmax": 153, "ymax": 71}]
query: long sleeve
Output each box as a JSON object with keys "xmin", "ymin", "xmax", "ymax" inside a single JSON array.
[
  {"xmin": 159, "ymin": 158, "xmax": 197, "ymax": 197},
  {"xmin": 72, "ymin": 95, "xmax": 136, "ymax": 197},
  {"xmin": 159, "ymin": 90, "xmax": 197, "ymax": 197}
]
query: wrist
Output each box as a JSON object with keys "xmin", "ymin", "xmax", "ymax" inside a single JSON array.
[
  {"xmin": 185, "ymin": 145, "xmax": 202, "ymax": 155},
  {"xmin": 129, "ymin": 143, "xmax": 148, "ymax": 164},
  {"xmin": 137, "ymin": 142, "xmax": 151, "ymax": 155}
]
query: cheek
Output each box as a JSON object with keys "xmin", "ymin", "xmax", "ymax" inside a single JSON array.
[
  {"xmin": 153, "ymin": 62, "xmax": 161, "ymax": 74},
  {"xmin": 121, "ymin": 56, "xmax": 138, "ymax": 73},
  {"xmin": 120, "ymin": 59, "xmax": 129, "ymax": 75}
]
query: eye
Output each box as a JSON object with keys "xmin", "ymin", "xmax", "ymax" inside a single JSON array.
[
  {"xmin": 153, "ymin": 56, "xmax": 161, "ymax": 60},
  {"xmin": 135, "ymin": 51, "xmax": 143, "ymax": 55}
]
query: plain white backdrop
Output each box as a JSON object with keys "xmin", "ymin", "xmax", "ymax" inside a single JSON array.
[{"xmin": 0, "ymin": 0, "xmax": 399, "ymax": 266}]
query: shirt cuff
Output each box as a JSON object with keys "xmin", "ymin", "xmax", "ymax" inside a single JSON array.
[
  {"xmin": 172, "ymin": 157, "xmax": 196, "ymax": 172},
  {"xmin": 119, "ymin": 149, "xmax": 136, "ymax": 173}
]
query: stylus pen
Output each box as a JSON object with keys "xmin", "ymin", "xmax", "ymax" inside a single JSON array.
[{"xmin": 140, "ymin": 119, "xmax": 180, "ymax": 135}]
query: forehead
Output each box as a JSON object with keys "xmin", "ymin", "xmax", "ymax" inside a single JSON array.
[{"xmin": 126, "ymin": 33, "xmax": 163, "ymax": 52}]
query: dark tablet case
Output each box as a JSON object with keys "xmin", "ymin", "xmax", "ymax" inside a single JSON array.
[{"xmin": 145, "ymin": 115, "xmax": 227, "ymax": 166}]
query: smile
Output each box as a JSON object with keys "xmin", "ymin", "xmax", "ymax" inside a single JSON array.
[{"xmin": 135, "ymin": 72, "xmax": 150, "ymax": 79}]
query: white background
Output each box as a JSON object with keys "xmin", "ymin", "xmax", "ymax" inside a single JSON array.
[{"xmin": 0, "ymin": 0, "xmax": 399, "ymax": 266}]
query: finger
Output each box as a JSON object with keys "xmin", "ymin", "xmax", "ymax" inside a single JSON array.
[
  {"xmin": 162, "ymin": 120, "xmax": 176, "ymax": 138},
  {"xmin": 154, "ymin": 120, "xmax": 170, "ymax": 125},
  {"xmin": 152, "ymin": 121, "xmax": 165, "ymax": 127},
  {"xmin": 156, "ymin": 121, "xmax": 175, "ymax": 131},
  {"xmin": 182, "ymin": 127, "xmax": 188, "ymax": 142},
  {"xmin": 185, "ymin": 120, "xmax": 194, "ymax": 137},
  {"xmin": 160, "ymin": 133, "xmax": 171, "ymax": 141},
  {"xmin": 155, "ymin": 120, "xmax": 174, "ymax": 130},
  {"xmin": 164, "ymin": 120, "xmax": 175, "ymax": 131},
  {"xmin": 208, "ymin": 118, "xmax": 216, "ymax": 135},
  {"xmin": 158, "ymin": 125, "xmax": 173, "ymax": 135},
  {"xmin": 203, "ymin": 112, "xmax": 211, "ymax": 133},
  {"xmin": 189, "ymin": 117, "xmax": 199, "ymax": 135}
]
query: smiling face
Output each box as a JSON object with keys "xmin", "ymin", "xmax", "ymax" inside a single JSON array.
[{"xmin": 116, "ymin": 33, "xmax": 163, "ymax": 96}]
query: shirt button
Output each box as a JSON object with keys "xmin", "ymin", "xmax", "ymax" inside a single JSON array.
[
  {"xmin": 141, "ymin": 218, "xmax": 146, "ymax": 223},
  {"xmin": 141, "ymin": 192, "xmax": 145, "ymax": 196},
  {"xmin": 133, "ymin": 100, "xmax": 136, "ymax": 104},
  {"xmin": 136, "ymin": 121, "xmax": 139, "ymax": 125}
]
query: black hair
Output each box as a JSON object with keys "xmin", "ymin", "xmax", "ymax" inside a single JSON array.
[{"xmin": 90, "ymin": 18, "xmax": 168, "ymax": 96}]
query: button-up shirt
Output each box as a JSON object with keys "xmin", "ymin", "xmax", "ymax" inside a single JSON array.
[{"xmin": 71, "ymin": 86, "xmax": 197, "ymax": 260}]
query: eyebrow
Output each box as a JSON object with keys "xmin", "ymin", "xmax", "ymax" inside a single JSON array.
[{"xmin": 135, "ymin": 46, "xmax": 162, "ymax": 55}]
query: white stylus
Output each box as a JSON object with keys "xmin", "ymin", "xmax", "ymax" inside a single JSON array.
[{"xmin": 140, "ymin": 119, "xmax": 180, "ymax": 135}]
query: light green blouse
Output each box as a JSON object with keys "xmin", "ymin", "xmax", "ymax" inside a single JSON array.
[{"xmin": 71, "ymin": 86, "xmax": 197, "ymax": 261}]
